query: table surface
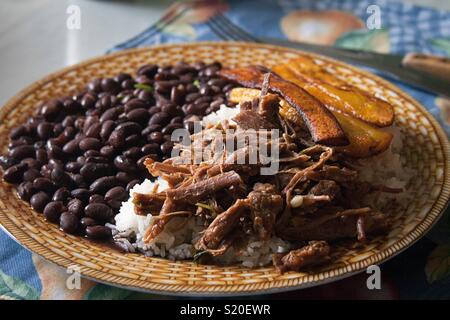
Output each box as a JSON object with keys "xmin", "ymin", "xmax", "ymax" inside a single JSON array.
[{"xmin": 1, "ymin": 0, "xmax": 449, "ymax": 107}]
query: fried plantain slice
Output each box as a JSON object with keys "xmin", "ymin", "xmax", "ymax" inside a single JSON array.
[
  {"xmin": 229, "ymin": 87, "xmax": 393, "ymax": 158},
  {"xmin": 220, "ymin": 67, "xmax": 348, "ymax": 146},
  {"xmin": 273, "ymin": 56, "xmax": 394, "ymax": 127}
]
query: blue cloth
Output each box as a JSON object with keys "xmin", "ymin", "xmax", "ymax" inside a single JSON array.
[{"xmin": 1, "ymin": 0, "xmax": 449, "ymax": 299}]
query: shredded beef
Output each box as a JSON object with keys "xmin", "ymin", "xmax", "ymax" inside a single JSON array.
[{"xmin": 273, "ymin": 241, "xmax": 330, "ymax": 273}]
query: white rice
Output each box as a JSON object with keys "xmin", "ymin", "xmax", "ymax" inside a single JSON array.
[
  {"xmin": 201, "ymin": 104, "xmax": 240, "ymax": 127},
  {"xmin": 113, "ymin": 104, "xmax": 412, "ymax": 267}
]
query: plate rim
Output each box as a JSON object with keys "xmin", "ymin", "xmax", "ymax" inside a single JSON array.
[{"xmin": 0, "ymin": 41, "xmax": 449, "ymax": 296}]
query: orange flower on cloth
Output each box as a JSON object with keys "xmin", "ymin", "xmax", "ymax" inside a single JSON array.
[{"xmin": 281, "ymin": 10, "xmax": 364, "ymax": 45}]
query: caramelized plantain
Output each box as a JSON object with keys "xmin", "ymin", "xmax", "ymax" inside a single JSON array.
[
  {"xmin": 220, "ymin": 67, "xmax": 348, "ymax": 146},
  {"xmin": 229, "ymin": 87, "xmax": 393, "ymax": 158},
  {"xmin": 273, "ymin": 57, "xmax": 395, "ymax": 127},
  {"xmin": 331, "ymin": 111, "xmax": 393, "ymax": 158}
]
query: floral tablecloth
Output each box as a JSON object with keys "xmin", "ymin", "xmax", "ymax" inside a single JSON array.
[{"xmin": 1, "ymin": 0, "xmax": 449, "ymax": 300}]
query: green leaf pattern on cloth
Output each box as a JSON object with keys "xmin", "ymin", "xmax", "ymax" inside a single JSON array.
[
  {"xmin": 429, "ymin": 38, "xmax": 450, "ymax": 56},
  {"xmin": 0, "ymin": 270, "xmax": 40, "ymax": 300},
  {"xmin": 335, "ymin": 29, "xmax": 390, "ymax": 53},
  {"xmin": 425, "ymin": 244, "xmax": 450, "ymax": 284}
]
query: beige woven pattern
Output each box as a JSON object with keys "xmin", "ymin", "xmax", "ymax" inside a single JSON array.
[{"xmin": 0, "ymin": 43, "xmax": 449, "ymax": 295}]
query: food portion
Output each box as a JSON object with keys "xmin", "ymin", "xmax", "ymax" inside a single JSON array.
[
  {"xmin": 272, "ymin": 56, "xmax": 395, "ymax": 127},
  {"xmin": 0, "ymin": 61, "xmax": 237, "ymax": 239},
  {"xmin": 113, "ymin": 65, "xmax": 410, "ymax": 273},
  {"xmin": 229, "ymin": 87, "xmax": 393, "ymax": 158},
  {"xmin": 1, "ymin": 55, "xmax": 411, "ymax": 274},
  {"xmin": 219, "ymin": 67, "xmax": 348, "ymax": 146}
]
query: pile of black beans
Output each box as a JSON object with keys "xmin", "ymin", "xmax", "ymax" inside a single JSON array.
[{"xmin": 0, "ymin": 61, "xmax": 236, "ymax": 240}]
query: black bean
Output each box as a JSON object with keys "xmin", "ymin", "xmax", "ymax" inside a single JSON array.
[
  {"xmin": 59, "ymin": 212, "xmax": 80, "ymax": 234},
  {"xmin": 148, "ymin": 112, "xmax": 170, "ymax": 126},
  {"xmin": 37, "ymin": 122, "xmax": 54, "ymax": 140},
  {"xmin": 21, "ymin": 158, "xmax": 40, "ymax": 169},
  {"xmin": 40, "ymin": 100, "xmax": 62, "ymax": 120},
  {"xmin": 30, "ymin": 191, "xmax": 50, "ymax": 213},
  {"xmin": 33, "ymin": 177, "xmax": 55, "ymax": 193},
  {"xmin": 123, "ymin": 147, "xmax": 141, "ymax": 160},
  {"xmin": 17, "ymin": 181, "xmax": 36, "ymax": 201},
  {"xmin": 160, "ymin": 141, "xmax": 173, "ymax": 155},
  {"xmin": 80, "ymin": 162, "xmax": 112, "ymax": 182},
  {"xmin": 142, "ymin": 124, "xmax": 161, "ymax": 136},
  {"xmin": 125, "ymin": 134, "xmax": 141, "ymax": 146},
  {"xmin": 126, "ymin": 179, "xmax": 140, "ymax": 192},
  {"xmin": 51, "ymin": 167, "xmax": 72, "ymax": 186},
  {"xmin": 43, "ymin": 201, "xmax": 65, "ymax": 223},
  {"xmin": 195, "ymin": 95, "xmax": 212, "ymax": 104},
  {"xmin": 81, "ymin": 217, "xmax": 97, "ymax": 228},
  {"xmin": 161, "ymin": 123, "xmax": 183, "ymax": 135},
  {"xmin": 170, "ymin": 85, "xmax": 185, "ymax": 105},
  {"xmin": 63, "ymin": 99, "xmax": 80, "ymax": 114},
  {"xmin": 70, "ymin": 174, "xmax": 87, "ymax": 189},
  {"xmin": 87, "ymin": 79, "xmax": 102, "ymax": 93},
  {"xmin": 85, "ymin": 156, "xmax": 109, "ymax": 164},
  {"xmin": 81, "ymin": 93, "xmax": 97, "ymax": 109},
  {"xmin": 85, "ymin": 203, "xmax": 113, "ymax": 222},
  {"xmin": 148, "ymin": 131, "xmax": 163, "ymax": 144},
  {"xmin": 71, "ymin": 188, "xmax": 91, "ymax": 203},
  {"xmin": 100, "ymin": 107, "xmax": 119, "ymax": 122},
  {"xmin": 185, "ymin": 92, "xmax": 201, "ymax": 103},
  {"xmin": 115, "ymin": 171, "xmax": 136, "ymax": 184},
  {"xmin": 89, "ymin": 194, "xmax": 104, "ymax": 204},
  {"xmin": 127, "ymin": 108, "xmax": 150, "ymax": 125},
  {"xmin": 85, "ymin": 225, "xmax": 112, "ymax": 240},
  {"xmin": 9, "ymin": 125, "xmax": 27, "ymax": 140},
  {"xmin": 35, "ymin": 149, "xmax": 48, "ymax": 164},
  {"xmin": 223, "ymin": 83, "xmax": 235, "ymax": 93},
  {"xmin": 108, "ymin": 122, "xmax": 142, "ymax": 149},
  {"xmin": 9, "ymin": 145, "xmax": 35, "ymax": 160},
  {"xmin": 46, "ymin": 142, "xmax": 65, "ymax": 160},
  {"xmin": 65, "ymin": 161, "xmax": 82, "ymax": 173},
  {"xmin": 170, "ymin": 116, "xmax": 183, "ymax": 124},
  {"xmin": 98, "ymin": 147, "xmax": 114, "ymax": 160},
  {"xmin": 84, "ymin": 150, "xmax": 100, "ymax": 159},
  {"xmin": 67, "ymin": 198, "xmax": 84, "ymax": 218},
  {"xmin": 0, "ymin": 155, "xmax": 18, "ymax": 170},
  {"xmin": 148, "ymin": 106, "xmax": 161, "ymax": 116},
  {"xmin": 101, "ymin": 78, "xmax": 120, "ymax": 94},
  {"xmin": 141, "ymin": 143, "xmax": 159, "ymax": 155},
  {"xmin": 79, "ymin": 137, "xmax": 102, "ymax": 152},
  {"xmin": 137, "ymin": 64, "xmax": 158, "ymax": 78},
  {"xmin": 124, "ymin": 99, "xmax": 149, "ymax": 113},
  {"xmin": 108, "ymin": 130, "xmax": 125, "ymax": 149},
  {"xmin": 104, "ymin": 186, "xmax": 127, "ymax": 203},
  {"xmin": 100, "ymin": 120, "xmax": 115, "ymax": 141},
  {"xmin": 9, "ymin": 137, "xmax": 34, "ymax": 149},
  {"xmin": 62, "ymin": 126, "xmax": 76, "ymax": 140},
  {"xmin": 23, "ymin": 169, "xmax": 41, "ymax": 182},
  {"xmin": 52, "ymin": 187, "xmax": 70, "ymax": 203},
  {"xmin": 85, "ymin": 122, "xmax": 101, "ymax": 138},
  {"xmin": 113, "ymin": 155, "xmax": 137, "ymax": 173},
  {"xmin": 89, "ymin": 176, "xmax": 118, "ymax": 194}
]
